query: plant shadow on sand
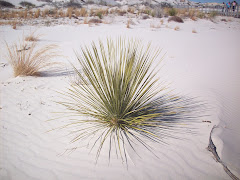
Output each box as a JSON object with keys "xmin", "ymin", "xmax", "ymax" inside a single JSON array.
[{"xmin": 39, "ymin": 68, "xmax": 77, "ymax": 77}]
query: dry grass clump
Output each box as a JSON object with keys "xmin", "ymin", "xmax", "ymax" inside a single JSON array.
[
  {"xmin": 126, "ymin": 19, "xmax": 130, "ymax": 28},
  {"xmin": 196, "ymin": 11, "xmax": 205, "ymax": 19},
  {"xmin": 83, "ymin": 17, "xmax": 88, "ymax": 24},
  {"xmin": 66, "ymin": 7, "xmax": 73, "ymax": 19},
  {"xmin": 76, "ymin": 8, "xmax": 88, "ymax": 17},
  {"xmin": 18, "ymin": 9, "xmax": 28, "ymax": 19},
  {"xmin": 209, "ymin": 11, "xmax": 218, "ymax": 18},
  {"xmin": 34, "ymin": 9, "xmax": 41, "ymax": 18},
  {"xmin": 174, "ymin": 26, "xmax": 180, "ymax": 31},
  {"xmin": 5, "ymin": 38, "xmax": 58, "ymax": 77},
  {"xmin": 192, "ymin": 29, "xmax": 197, "ymax": 33},
  {"xmin": 168, "ymin": 16, "xmax": 184, "ymax": 23},
  {"xmin": 0, "ymin": 20, "xmax": 20, "ymax": 28},
  {"xmin": 57, "ymin": 38, "xmax": 202, "ymax": 163},
  {"xmin": 12, "ymin": 21, "xmax": 16, "ymax": 29},
  {"xmin": 25, "ymin": 31, "xmax": 41, "ymax": 41},
  {"xmin": 42, "ymin": 9, "xmax": 49, "ymax": 18},
  {"xmin": 168, "ymin": 8, "xmax": 177, "ymax": 16},
  {"xmin": 160, "ymin": 19, "xmax": 164, "ymax": 25},
  {"xmin": 116, "ymin": 9, "xmax": 127, "ymax": 16},
  {"xmin": 127, "ymin": 7, "xmax": 135, "ymax": 14},
  {"xmin": 150, "ymin": 23, "xmax": 161, "ymax": 29},
  {"xmin": 58, "ymin": 9, "xmax": 65, "ymax": 18}
]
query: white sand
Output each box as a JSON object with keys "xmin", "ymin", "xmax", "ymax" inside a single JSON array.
[{"xmin": 0, "ymin": 16, "xmax": 240, "ymax": 179}]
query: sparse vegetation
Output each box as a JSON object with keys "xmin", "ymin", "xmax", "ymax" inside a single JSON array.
[
  {"xmin": 168, "ymin": 8, "xmax": 177, "ymax": 16},
  {"xmin": 0, "ymin": 5, "xmax": 220, "ymax": 26},
  {"xmin": 25, "ymin": 31, "xmax": 40, "ymax": 41},
  {"xmin": 5, "ymin": 37, "xmax": 58, "ymax": 77},
  {"xmin": 196, "ymin": 11, "xmax": 205, "ymax": 19},
  {"xmin": 66, "ymin": 7, "xmax": 73, "ymax": 19},
  {"xmin": 34, "ymin": 9, "xmax": 40, "ymax": 18},
  {"xmin": 174, "ymin": 26, "xmax": 180, "ymax": 31},
  {"xmin": 209, "ymin": 11, "xmax": 218, "ymax": 18},
  {"xmin": 150, "ymin": 23, "xmax": 161, "ymax": 29},
  {"xmin": 12, "ymin": 21, "xmax": 16, "ymax": 29},
  {"xmin": 79, "ymin": 8, "xmax": 88, "ymax": 17},
  {"xmin": 160, "ymin": 19, "xmax": 164, "ymax": 25},
  {"xmin": 126, "ymin": 19, "xmax": 130, "ymax": 28}
]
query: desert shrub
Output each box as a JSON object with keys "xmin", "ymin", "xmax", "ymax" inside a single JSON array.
[
  {"xmin": 192, "ymin": 29, "xmax": 197, "ymax": 33},
  {"xmin": 168, "ymin": 8, "xmax": 177, "ymax": 16},
  {"xmin": 25, "ymin": 31, "xmax": 40, "ymax": 41},
  {"xmin": 168, "ymin": 16, "xmax": 184, "ymax": 23},
  {"xmin": 209, "ymin": 11, "xmax": 218, "ymax": 18},
  {"xmin": 96, "ymin": 11, "xmax": 102, "ymax": 19},
  {"xmin": 57, "ymin": 38, "xmax": 202, "ymax": 162},
  {"xmin": 174, "ymin": 26, "xmax": 180, "ymax": 31},
  {"xmin": 143, "ymin": 8, "xmax": 152, "ymax": 15},
  {"xmin": 80, "ymin": 8, "xmax": 88, "ymax": 17},
  {"xmin": 12, "ymin": 21, "xmax": 16, "ymax": 29},
  {"xmin": 189, "ymin": 9, "xmax": 197, "ymax": 18},
  {"xmin": 58, "ymin": 9, "xmax": 65, "ymax": 18},
  {"xmin": 34, "ymin": 9, "xmax": 40, "ymax": 18},
  {"xmin": 150, "ymin": 23, "xmax": 161, "ymax": 28},
  {"xmin": 66, "ymin": 7, "xmax": 73, "ymax": 18},
  {"xmin": 127, "ymin": 7, "xmax": 135, "ymax": 14},
  {"xmin": 20, "ymin": 1, "xmax": 35, "ymax": 7},
  {"xmin": 126, "ymin": 19, "xmax": 133, "ymax": 28},
  {"xmin": 93, "ymin": 9, "xmax": 108, "ymax": 19},
  {"xmin": 177, "ymin": 8, "xmax": 187, "ymax": 17},
  {"xmin": 88, "ymin": 18, "xmax": 102, "ymax": 24},
  {"xmin": 42, "ymin": 9, "xmax": 49, "ymax": 18},
  {"xmin": 196, "ymin": 11, "xmax": 205, "ymax": 19},
  {"xmin": 5, "ymin": 38, "xmax": 58, "ymax": 77},
  {"xmin": 0, "ymin": 0, "xmax": 14, "ymax": 8},
  {"xmin": 117, "ymin": 9, "xmax": 126, "ymax": 16},
  {"xmin": 160, "ymin": 19, "xmax": 164, "ymax": 24}
]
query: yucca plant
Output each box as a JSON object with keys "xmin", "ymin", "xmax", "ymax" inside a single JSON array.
[
  {"xmin": 58, "ymin": 38, "xmax": 201, "ymax": 163},
  {"xmin": 5, "ymin": 37, "xmax": 58, "ymax": 77}
]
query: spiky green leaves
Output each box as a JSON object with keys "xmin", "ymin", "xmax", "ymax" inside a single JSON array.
[{"xmin": 59, "ymin": 38, "xmax": 201, "ymax": 163}]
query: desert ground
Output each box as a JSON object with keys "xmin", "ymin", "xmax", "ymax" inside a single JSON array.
[{"xmin": 0, "ymin": 1, "xmax": 240, "ymax": 180}]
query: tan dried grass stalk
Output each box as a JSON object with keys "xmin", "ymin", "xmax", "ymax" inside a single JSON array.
[{"xmin": 5, "ymin": 38, "xmax": 58, "ymax": 77}]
